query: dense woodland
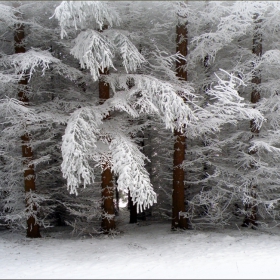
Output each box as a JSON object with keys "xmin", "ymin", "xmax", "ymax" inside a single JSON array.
[{"xmin": 1, "ymin": 1, "xmax": 280, "ymax": 238}]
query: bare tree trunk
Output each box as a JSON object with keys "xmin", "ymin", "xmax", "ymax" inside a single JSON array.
[
  {"xmin": 172, "ymin": 17, "xmax": 188, "ymax": 230},
  {"xmin": 14, "ymin": 20, "xmax": 41, "ymax": 238},
  {"xmin": 242, "ymin": 13, "xmax": 262, "ymax": 229}
]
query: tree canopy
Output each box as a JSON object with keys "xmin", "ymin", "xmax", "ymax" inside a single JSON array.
[{"xmin": 0, "ymin": 1, "xmax": 280, "ymax": 236}]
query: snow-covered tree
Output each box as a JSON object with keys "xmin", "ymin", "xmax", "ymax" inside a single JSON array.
[
  {"xmin": 3, "ymin": 1, "xmax": 280, "ymax": 238},
  {"xmin": 54, "ymin": 1, "xmax": 267, "ymax": 233},
  {"xmin": 0, "ymin": 1, "xmax": 91, "ymax": 236},
  {"xmin": 178, "ymin": 1, "xmax": 280, "ymax": 229}
]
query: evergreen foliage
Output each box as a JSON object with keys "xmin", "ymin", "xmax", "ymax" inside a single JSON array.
[{"xmin": 1, "ymin": 1, "xmax": 280, "ymax": 235}]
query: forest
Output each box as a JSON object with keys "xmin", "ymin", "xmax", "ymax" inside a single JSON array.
[{"xmin": 1, "ymin": 0, "xmax": 280, "ymax": 241}]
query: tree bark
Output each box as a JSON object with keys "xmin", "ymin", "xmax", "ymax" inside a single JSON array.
[
  {"xmin": 100, "ymin": 160, "xmax": 116, "ymax": 232},
  {"xmin": 99, "ymin": 64, "xmax": 116, "ymax": 232},
  {"xmin": 14, "ymin": 20, "xmax": 41, "ymax": 238},
  {"xmin": 242, "ymin": 13, "xmax": 262, "ymax": 229},
  {"xmin": 172, "ymin": 19, "xmax": 188, "ymax": 230},
  {"xmin": 97, "ymin": 24, "xmax": 116, "ymax": 233}
]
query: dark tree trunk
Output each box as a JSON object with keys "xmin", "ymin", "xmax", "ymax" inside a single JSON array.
[
  {"xmin": 99, "ymin": 67, "xmax": 116, "ymax": 232},
  {"xmin": 242, "ymin": 13, "xmax": 262, "ymax": 229},
  {"xmin": 172, "ymin": 20, "xmax": 188, "ymax": 230},
  {"xmin": 126, "ymin": 77, "xmax": 138, "ymax": 224},
  {"xmin": 100, "ymin": 163, "xmax": 116, "ymax": 232},
  {"xmin": 98, "ymin": 24, "xmax": 116, "ymax": 233},
  {"xmin": 128, "ymin": 191, "xmax": 137, "ymax": 224},
  {"xmin": 14, "ymin": 21, "xmax": 41, "ymax": 238}
]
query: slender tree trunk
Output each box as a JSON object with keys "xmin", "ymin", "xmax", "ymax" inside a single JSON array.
[
  {"xmin": 242, "ymin": 13, "xmax": 262, "ymax": 229},
  {"xmin": 99, "ymin": 64, "xmax": 116, "ymax": 233},
  {"xmin": 100, "ymin": 163, "xmax": 116, "ymax": 232},
  {"xmin": 99, "ymin": 67, "xmax": 116, "ymax": 232},
  {"xmin": 126, "ymin": 77, "xmax": 138, "ymax": 223},
  {"xmin": 172, "ymin": 17, "xmax": 188, "ymax": 230},
  {"xmin": 128, "ymin": 191, "xmax": 138, "ymax": 223},
  {"xmin": 128, "ymin": 190, "xmax": 137, "ymax": 223},
  {"xmin": 98, "ymin": 24, "xmax": 116, "ymax": 233},
  {"xmin": 14, "ymin": 20, "xmax": 41, "ymax": 238}
]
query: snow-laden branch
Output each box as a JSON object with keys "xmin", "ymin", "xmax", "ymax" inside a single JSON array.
[
  {"xmin": 147, "ymin": 48, "xmax": 186, "ymax": 80},
  {"xmin": 0, "ymin": 3, "xmax": 20, "ymax": 26},
  {"xmin": 106, "ymin": 90, "xmax": 140, "ymax": 118},
  {"xmin": 61, "ymin": 106, "xmax": 107, "ymax": 195},
  {"xmin": 107, "ymin": 74, "xmax": 197, "ymax": 132},
  {"xmin": 106, "ymin": 30, "xmax": 146, "ymax": 72},
  {"xmin": 1, "ymin": 48, "xmax": 60, "ymax": 81},
  {"xmin": 70, "ymin": 29, "xmax": 115, "ymax": 81},
  {"xmin": 70, "ymin": 29, "xmax": 146, "ymax": 80},
  {"xmin": 255, "ymin": 50, "xmax": 280, "ymax": 70},
  {"xmin": 51, "ymin": 1, "xmax": 120, "ymax": 38},
  {"xmin": 206, "ymin": 69, "xmax": 264, "ymax": 130},
  {"xmin": 189, "ymin": 1, "xmax": 268, "ymax": 64},
  {"xmin": 52, "ymin": 62, "xmax": 85, "ymax": 81},
  {"xmin": 0, "ymin": 98, "xmax": 36, "ymax": 125},
  {"xmin": 146, "ymin": 77, "xmax": 196, "ymax": 132},
  {"xmin": 110, "ymin": 134, "xmax": 156, "ymax": 212},
  {"xmin": 0, "ymin": 97, "xmax": 69, "ymax": 130},
  {"xmin": 61, "ymin": 105, "xmax": 156, "ymax": 212},
  {"xmin": 0, "ymin": 47, "xmax": 85, "ymax": 82},
  {"xmin": 249, "ymin": 140, "xmax": 280, "ymax": 155}
]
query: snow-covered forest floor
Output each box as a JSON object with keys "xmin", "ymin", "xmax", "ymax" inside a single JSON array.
[{"xmin": 1, "ymin": 210, "xmax": 280, "ymax": 279}]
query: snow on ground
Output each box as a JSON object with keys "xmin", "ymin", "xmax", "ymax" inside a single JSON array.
[{"xmin": 1, "ymin": 217, "xmax": 280, "ymax": 279}]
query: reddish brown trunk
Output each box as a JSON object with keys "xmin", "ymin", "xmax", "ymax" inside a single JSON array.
[
  {"xmin": 99, "ymin": 68, "xmax": 110, "ymax": 104},
  {"xmin": 14, "ymin": 20, "xmax": 41, "ymax": 238},
  {"xmin": 98, "ymin": 24, "xmax": 116, "ymax": 232},
  {"xmin": 21, "ymin": 134, "xmax": 40, "ymax": 238},
  {"xmin": 172, "ymin": 21, "xmax": 188, "ymax": 230},
  {"xmin": 99, "ymin": 65, "xmax": 116, "ymax": 232},
  {"xmin": 100, "ymin": 164, "xmax": 116, "ymax": 232},
  {"xmin": 242, "ymin": 13, "xmax": 262, "ymax": 229},
  {"xmin": 172, "ymin": 130, "xmax": 187, "ymax": 229}
]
